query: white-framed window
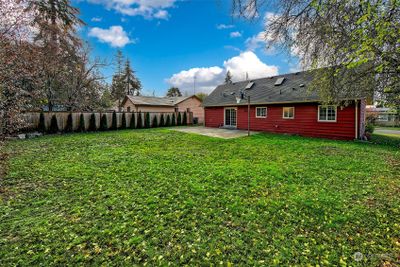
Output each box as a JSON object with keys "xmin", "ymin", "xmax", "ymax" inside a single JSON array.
[
  {"xmin": 377, "ymin": 114, "xmax": 389, "ymax": 121},
  {"xmin": 283, "ymin": 107, "xmax": 295, "ymax": 119},
  {"xmin": 318, "ymin": 105, "xmax": 337, "ymax": 122},
  {"xmin": 255, "ymin": 107, "xmax": 267, "ymax": 118}
]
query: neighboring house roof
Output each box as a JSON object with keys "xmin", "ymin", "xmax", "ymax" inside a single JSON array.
[
  {"xmin": 203, "ymin": 70, "xmax": 364, "ymax": 107},
  {"xmin": 122, "ymin": 95, "xmax": 197, "ymax": 107}
]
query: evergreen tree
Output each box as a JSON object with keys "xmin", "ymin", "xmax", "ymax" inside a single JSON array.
[
  {"xmin": 65, "ymin": 113, "xmax": 73, "ymax": 132},
  {"xmin": 171, "ymin": 113, "xmax": 176, "ymax": 126},
  {"xmin": 130, "ymin": 113, "xmax": 136, "ymax": 129},
  {"xmin": 165, "ymin": 114, "xmax": 171, "ymax": 126},
  {"xmin": 123, "ymin": 59, "xmax": 142, "ymax": 96},
  {"xmin": 144, "ymin": 112, "xmax": 150, "ymax": 128},
  {"xmin": 159, "ymin": 114, "xmax": 165, "ymax": 127},
  {"xmin": 182, "ymin": 112, "xmax": 187, "ymax": 125},
  {"xmin": 38, "ymin": 112, "xmax": 46, "ymax": 133},
  {"xmin": 78, "ymin": 113, "xmax": 85, "ymax": 132},
  {"xmin": 166, "ymin": 87, "xmax": 182, "ymax": 97},
  {"xmin": 177, "ymin": 112, "xmax": 182, "ymax": 126},
  {"xmin": 111, "ymin": 111, "xmax": 117, "ymax": 130},
  {"xmin": 225, "ymin": 70, "xmax": 233, "ymax": 84},
  {"xmin": 49, "ymin": 115, "xmax": 58, "ymax": 134},
  {"xmin": 111, "ymin": 50, "xmax": 125, "ymax": 110},
  {"xmin": 100, "ymin": 114, "xmax": 108, "ymax": 131},
  {"xmin": 89, "ymin": 113, "xmax": 96, "ymax": 131},
  {"xmin": 137, "ymin": 111, "xmax": 142, "ymax": 129},
  {"xmin": 152, "ymin": 115, "xmax": 158, "ymax": 128},
  {"xmin": 121, "ymin": 112, "xmax": 127, "ymax": 129}
]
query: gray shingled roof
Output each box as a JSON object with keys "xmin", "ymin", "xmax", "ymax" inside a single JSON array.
[
  {"xmin": 125, "ymin": 95, "xmax": 192, "ymax": 106},
  {"xmin": 203, "ymin": 70, "xmax": 362, "ymax": 107}
]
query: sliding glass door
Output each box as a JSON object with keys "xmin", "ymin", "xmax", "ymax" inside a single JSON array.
[{"xmin": 224, "ymin": 108, "xmax": 237, "ymax": 127}]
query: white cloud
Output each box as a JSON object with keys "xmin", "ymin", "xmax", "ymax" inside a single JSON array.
[
  {"xmin": 87, "ymin": 0, "xmax": 176, "ymax": 20},
  {"xmin": 216, "ymin": 24, "xmax": 234, "ymax": 30},
  {"xmin": 166, "ymin": 51, "xmax": 278, "ymax": 94},
  {"xmin": 230, "ymin": 31, "xmax": 242, "ymax": 38},
  {"xmin": 88, "ymin": 26, "xmax": 132, "ymax": 47},
  {"xmin": 91, "ymin": 17, "xmax": 102, "ymax": 22}
]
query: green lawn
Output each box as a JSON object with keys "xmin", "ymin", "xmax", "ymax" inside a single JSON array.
[{"xmin": 1, "ymin": 129, "xmax": 399, "ymax": 266}]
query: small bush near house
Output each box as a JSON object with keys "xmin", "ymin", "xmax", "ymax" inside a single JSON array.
[
  {"xmin": 111, "ymin": 111, "xmax": 117, "ymax": 130},
  {"xmin": 38, "ymin": 112, "xmax": 46, "ymax": 133},
  {"xmin": 78, "ymin": 113, "xmax": 85, "ymax": 132},
  {"xmin": 49, "ymin": 115, "xmax": 59, "ymax": 134},
  {"xmin": 121, "ymin": 112, "xmax": 127, "ymax": 129},
  {"xmin": 152, "ymin": 115, "xmax": 158, "ymax": 128},
  {"xmin": 89, "ymin": 113, "xmax": 97, "ymax": 131},
  {"xmin": 159, "ymin": 114, "xmax": 165, "ymax": 127},
  {"xmin": 177, "ymin": 112, "xmax": 182, "ymax": 126},
  {"xmin": 365, "ymin": 122, "xmax": 375, "ymax": 139},
  {"xmin": 144, "ymin": 113, "xmax": 150, "ymax": 128},
  {"xmin": 137, "ymin": 112, "xmax": 142, "ymax": 129},
  {"xmin": 171, "ymin": 113, "xmax": 176, "ymax": 126},
  {"xmin": 65, "ymin": 113, "xmax": 73, "ymax": 133},
  {"xmin": 130, "ymin": 113, "xmax": 136, "ymax": 129},
  {"xmin": 182, "ymin": 112, "xmax": 187, "ymax": 125},
  {"xmin": 165, "ymin": 114, "xmax": 171, "ymax": 126},
  {"xmin": 100, "ymin": 114, "xmax": 108, "ymax": 131}
]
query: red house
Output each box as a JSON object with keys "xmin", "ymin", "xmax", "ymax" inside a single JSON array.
[{"xmin": 203, "ymin": 71, "xmax": 366, "ymax": 140}]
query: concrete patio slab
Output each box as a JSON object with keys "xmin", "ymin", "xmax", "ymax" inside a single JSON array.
[{"xmin": 171, "ymin": 126, "xmax": 259, "ymax": 139}]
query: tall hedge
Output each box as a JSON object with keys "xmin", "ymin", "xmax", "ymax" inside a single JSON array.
[
  {"xmin": 89, "ymin": 113, "xmax": 97, "ymax": 131},
  {"xmin": 38, "ymin": 112, "xmax": 46, "ymax": 133},
  {"xmin": 78, "ymin": 113, "xmax": 85, "ymax": 132},
  {"xmin": 177, "ymin": 112, "xmax": 182, "ymax": 126},
  {"xmin": 165, "ymin": 114, "xmax": 171, "ymax": 126},
  {"xmin": 137, "ymin": 111, "xmax": 142, "ymax": 129},
  {"xmin": 171, "ymin": 113, "xmax": 176, "ymax": 126},
  {"xmin": 121, "ymin": 112, "xmax": 127, "ymax": 129},
  {"xmin": 100, "ymin": 114, "xmax": 108, "ymax": 131},
  {"xmin": 144, "ymin": 112, "xmax": 150, "ymax": 128},
  {"xmin": 111, "ymin": 111, "xmax": 117, "ymax": 130},
  {"xmin": 152, "ymin": 115, "xmax": 158, "ymax": 128},
  {"xmin": 159, "ymin": 114, "xmax": 165, "ymax": 127},
  {"xmin": 182, "ymin": 112, "xmax": 187, "ymax": 125},
  {"xmin": 130, "ymin": 113, "xmax": 136, "ymax": 129},
  {"xmin": 49, "ymin": 115, "xmax": 59, "ymax": 134},
  {"xmin": 65, "ymin": 113, "xmax": 73, "ymax": 133}
]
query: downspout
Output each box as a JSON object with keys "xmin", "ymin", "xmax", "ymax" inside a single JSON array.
[{"xmin": 355, "ymin": 100, "xmax": 358, "ymax": 139}]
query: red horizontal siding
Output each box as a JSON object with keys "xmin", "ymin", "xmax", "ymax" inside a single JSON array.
[{"xmin": 205, "ymin": 102, "xmax": 361, "ymax": 140}]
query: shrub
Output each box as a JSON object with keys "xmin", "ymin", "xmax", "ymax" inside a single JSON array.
[
  {"xmin": 144, "ymin": 112, "xmax": 151, "ymax": 128},
  {"xmin": 171, "ymin": 113, "xmax": 176, "ymax": 126},
  {"xmin": 177, "ymin": 112, "xmax": 182, "ymax": 126},
  {"xmin": 165, "ymin": 114, "xmax": 171, "ymax": 126},
  {"xmin": 49, "ymin": 115, "xmax": 59, "ymax": 134},
  {"xmin": 111, "ymin": 111, "xmax": 117, "ymax": 130},
  {"xmin": 137, "ymin": 111, "xmax": 142, "ymax": 129},
  {"xmin": 182, "ymin": 112, "xmax": 187, "ymax": 125},
  {"xmin": 89, "ymin": 113, "xmax": 97, "ymax": 131},
  {"xmin": 152, "ymin": 115, "xmax": 158, "ymax": 128},
  {"xmin": 100, "ymin": 114, "xmax": 108, "ymax": 131},
  {"xmin": 130, "ymin": 113, "xmax": 136, "ymax": 129},
  {"xmin": 159, "ymin": 114, "xmax": 165, "ymax": 127},
  {"xmin": 38, "ymin": 112, "xmax": 46, "ymax": 133},
  {"xmin": 121, "ymin": 112, "xmax": 127, "ymax": 129},
  {"xmin": 65, "ymin": 113, "xmax": 73, "ymax": 133},
  {"xmin": 78, "ymin": 113, "xmax": 85, "ymax": 132},
  {"xmin": 365, "ymin": 122, "xmax": 375, "ymax": 134}
]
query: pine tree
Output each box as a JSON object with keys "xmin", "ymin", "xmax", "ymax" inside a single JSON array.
[
  {"xmin": 182, "ymin": 112, "xmax": 187, "ymax": 125},
  {"xmin": 166, "ymin": 87, "xmax": 182, "ymax": 97},
  {"xmin": 171, "ymin": 113, "xmax": 176, "ymax": 126},
  {"xmin": 152, "ymin": 115, "xmax": 158, "ymax": 128},
  {"xmin": 225, "ymin": 70, "xmax": 233, "ymax": 84},
  {"xmin": 49, "ymin": 115, "xmax": 59, "ymax": 134},
  {"xmin": 123, "ymin": 59, "xmax": 142, "ymax": 96},
  {"xmin": 38, "ymin": 112, "xmax": 46, "ymax": 133},
  {"xmin": 144, "ymin": 112, "xmax": 150, "ymax": 128},
  {"xmin": 159, "ymin": 114, "xmax": 165, "ymax": 127},
  {"xmin": 130, "ymin": 113, "xmax": 136, "ymax": 129},
  {"xmin": 121, "ymin": 112, "xmax": 127, "ymax": 129},
  {"xmin": 100, "ymin": 114, "xmax": 108, "ymax": 131},
  {"xmin": 78, "ymin": 113, "xmax": 85, "ymax": 132},
  {"xmin": 65, "ymin": 113, "xmax": 73, "ymax": 132},
  {"xmin": 166, "ymin": 114, "xmax": 171, "ymax": 126},
  {"xmin": 111, "ymin": 50, "xmax": 126, "ymax": 110},
  {"xmin": 177, "ymin": 112, "xmax": 182, "ymax": 126},
  {"xmin": 111, "ymin": 111, "xmax": 117, "ymax": 130},
  {"xmin": 89, "ymin": 113, "xmax": 96, "ymax": 131},
  {"xmin": 137, "ymin": 111, "xmax": 142, "ymax": 128}
]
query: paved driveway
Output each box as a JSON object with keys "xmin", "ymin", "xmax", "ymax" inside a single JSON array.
[
  {"xmin": 375, "ymin": 128, "xmax": 400, "ymax": 136},
  {"xmin": 171, "ymin": 126, "xmax": 258, "ymax": 139}
]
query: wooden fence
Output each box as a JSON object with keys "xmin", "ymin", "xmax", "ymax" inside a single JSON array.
[{"xmin": 22, "ymin": 111, "xmax": 193, "ymax": 132}]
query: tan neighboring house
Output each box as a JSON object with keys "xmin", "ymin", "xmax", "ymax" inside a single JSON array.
[{"xmin": 121, "ymin": 95, "xmax": 204, "ymax": 123}]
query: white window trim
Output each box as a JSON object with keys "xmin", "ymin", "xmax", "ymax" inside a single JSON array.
[
  {"xmin": 255, "ymin": 107, "xmax": 267, "ymax": 118},
  {"xmin": 282, "ymin": 107, "xmax": 295, "ymax": 119},
  {"xmin": 318, "ymin": 105, "xmax": 337, "ymax": 122},
  {"xmin": 224, "ymin": 107, "xmax": 237, "ymax": 127}
]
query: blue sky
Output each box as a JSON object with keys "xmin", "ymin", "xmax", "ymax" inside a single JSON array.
[{"xmin": 74, "ymin": 0, "xmax": 299, "ymax": 96}]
